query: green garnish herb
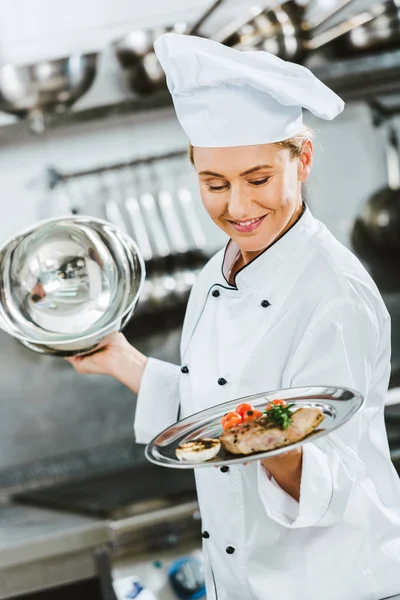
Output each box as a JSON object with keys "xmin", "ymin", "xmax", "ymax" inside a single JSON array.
[{"xmin": 264, "ymin": 403, "xmax": 295, "ymax": 430}]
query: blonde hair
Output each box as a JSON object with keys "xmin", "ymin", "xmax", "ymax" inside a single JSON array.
[{"xmin": 188, "ymin": 127, "xmax": 314, "ymax": 164}]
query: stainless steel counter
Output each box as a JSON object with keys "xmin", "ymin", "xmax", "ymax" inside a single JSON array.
[{"xmin": 0, "ymin": 503, "xmax": 108, "ymax": 599}]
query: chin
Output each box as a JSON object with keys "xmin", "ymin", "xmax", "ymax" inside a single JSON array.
[{"xmin": 233, "ymin": 234, "xmax": 273, "ymax": 254}]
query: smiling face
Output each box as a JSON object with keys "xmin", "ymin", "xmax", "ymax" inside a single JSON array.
[{"xmin": 193, "ymin": 141, "xmax": 313, "ymax": 263}]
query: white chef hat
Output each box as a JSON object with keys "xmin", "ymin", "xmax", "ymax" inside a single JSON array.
[{"xmin": 153, "ymin": 33, "xmax": 344, "ymax": 147}]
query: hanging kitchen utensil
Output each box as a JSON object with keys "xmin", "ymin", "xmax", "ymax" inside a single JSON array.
[
  {"xmin": 134, "ymin": 163, "xmax": 181, "ymax": 310},
  {"xmin": 122, "ymin": 167, "xmax": 154, "ymax": 263},
  {"xmin": 331, "ymin": 0, "xmax": 400, "ymax": 55},
  {"xmin": 101, "ymin": 171, "xmax": 129, "ymax": 234},
  {"xmin": 155, "ymin": 160, "xmax": 205, "ymax": 303},
  {"xmin": 139, "ymin": 191, "xmax": 170, "ymax": 259},
  {"xmin": 118, "ymin": 166, "xmax": 154, "ymax": 308},
  {"xmin": 114, "ymin": 0, "xmax": 227, "ymax": 96},
  {"xmin": 171, "ymin": 156, "xmax": 208, "ymax": 254},
  {"xmin": 351, "ymin": 110, "xmax": 400, "ymax": 292}
]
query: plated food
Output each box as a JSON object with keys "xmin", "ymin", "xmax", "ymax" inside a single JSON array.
[
  {"xmin": 145, "ymin": 386, "xmax": 364, "ymax": 470},
  {"xmin": 176, "ymin": 399, "xmax": 324, "ymax": 463}
]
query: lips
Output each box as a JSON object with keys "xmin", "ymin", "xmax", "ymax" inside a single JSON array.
[{"xmin": 229, "ymin": 215, "xmax": 267, "ymax": 233}]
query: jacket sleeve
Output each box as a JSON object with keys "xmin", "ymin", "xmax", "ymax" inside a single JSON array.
[
  {"xmin": 134, "ymin": 358, "xmax": 181, "ymax": 444},
  {"xmin": 257, "ymin": 299, "xmax": 381, "ymax": 529}
]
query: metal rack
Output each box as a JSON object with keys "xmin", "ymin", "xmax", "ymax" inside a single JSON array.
[{"xmin": 52, "ymin": 148, "xmax": 187, "ymax": 182}]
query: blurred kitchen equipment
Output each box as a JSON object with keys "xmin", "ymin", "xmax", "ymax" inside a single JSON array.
[
  {"xmin": 213, "ymin": 0, "xmax": 387, "ymax": 61},
  {"xmin": 0, "ymin": 216, "xmax": 145, "ymax": 355},
  {"xmin": 120, "ymin": 172, "xmax": 151, "ymax": 265},
  {"xmin": 0, "ymin": 53, "xmax": 97, "ymax": 133},
  {"xmin": 114, "ymin": 0, "xmax": 225, "ymax": 95},
  {"xmin": 211, "ymin": 1, "xmax": 304, "ymax": 58},
  {"xmin": 301, "ymin": 0, "xmax": 354, "ymax": 31},
  {"xmin": 188, "ymin": 0, "xmax": 227, "ymax": 35},
  {"xmin": 12, "ymin": 463, "xmax": 201, "ymax": 600},
  {"xmin": 134, "ymin": 160, "xmax": 207, "ymax": 312},
  {"xmin": 114, "ymin": 23, "xmax": 186, "ymax": 96},
  {"xmin": 175, "ymin": 186, "xmax": 207, "ymax": 252},
  {"xmin": 332, "ymin": 0, "xmax": 400, "ymax": 55},
  {"xmin": 116, "ymin": 0, "xmax": 389, "ymax": 86},
  {"xmin": 351, "ymin": 103, "xmax": 400, "ymax": 292},
  {"xmin": 101, "ymin": 170, "xmax": 130, "ymax": 235},
  {"xmin": 154, "ymin": 161, "xmax": 206, "ymax": 305}
]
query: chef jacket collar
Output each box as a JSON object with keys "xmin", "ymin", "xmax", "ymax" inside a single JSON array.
[{"xmin": 221, "ymin": 203, "xmax": 317, "ymax": 291}]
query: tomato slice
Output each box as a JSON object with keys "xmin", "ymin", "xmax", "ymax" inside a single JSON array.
[
  {"xmin": 235, "ymin": 403, "xmax": 254, "ymax": 419},
  {"xmin": 266, "ymin": 399, "xmax": 287, "ymax": 411},
  {"xmin": 242, "ymin": 409, "xmax": 263, "ymax": 422},
  {"xmin": 221, "ymin": 411, "xmax": 242, "ymax": 430}
]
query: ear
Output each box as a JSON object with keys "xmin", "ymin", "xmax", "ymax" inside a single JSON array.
[{"xmin": 298, "ymin": 140, "xmax": 313, "ymax": 183}]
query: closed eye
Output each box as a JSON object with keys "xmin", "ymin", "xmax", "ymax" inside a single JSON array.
[
  {"xmin": 250, "ymin": 177, "xmax": 270, "ymax": 186},
  {"xmin": 205, "ymin": 183, "xmax": 229, "ymax": 192}
]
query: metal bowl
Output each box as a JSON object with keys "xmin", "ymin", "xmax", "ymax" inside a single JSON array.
[
  {"xmin": 0, "ymin": 53, "xmax": 98, "ymax": 132},
  {"xmin": 0, "ymin": 217, "xmax": 145, "ymax": 356},
  {"xmin": 114, "ymin": 24, "xmax": 186, "ymax": 96}
]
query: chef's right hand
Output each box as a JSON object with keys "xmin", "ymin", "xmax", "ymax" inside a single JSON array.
[{"xmin": 65, "ymin": 332, "xmax": 148, "ymax": 395}]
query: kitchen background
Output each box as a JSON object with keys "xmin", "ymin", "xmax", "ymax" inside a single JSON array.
[{"xmin": 0, "ymin": 0, "xmax": 400, "ymax": 599}]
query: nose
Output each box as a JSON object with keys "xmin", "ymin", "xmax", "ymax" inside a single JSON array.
[{"xmin": 227, "ymin": 185, "xmax": 252, "ymax": 221}]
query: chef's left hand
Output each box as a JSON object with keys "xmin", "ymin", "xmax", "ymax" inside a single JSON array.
[
  {"xmin": 260, "ymin": 448, "xmax": 303, "ymax": 502},
  {"xmin": 261, "ymin": 447, "xmax": 302, "ymax": 470}
]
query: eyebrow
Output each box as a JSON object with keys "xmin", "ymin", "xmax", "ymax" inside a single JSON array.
[{"xmin": 198, "ymin": 164, "xmax": 273, "ymax": 178}]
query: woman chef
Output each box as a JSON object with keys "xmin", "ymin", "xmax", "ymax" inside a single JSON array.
[{"xmin": 68, "ymin": 34, "xmax": 400, "ymax": 600}]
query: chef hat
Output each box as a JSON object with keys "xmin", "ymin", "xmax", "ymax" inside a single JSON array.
[{"xmin": 153, "ymin": 33, "xmax": 344, "ymax": 147}]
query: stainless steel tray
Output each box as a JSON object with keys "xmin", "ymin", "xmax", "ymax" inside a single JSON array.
[{"xmin": 145, "ymin": 386, "xmax": 364, "ymax": 469}]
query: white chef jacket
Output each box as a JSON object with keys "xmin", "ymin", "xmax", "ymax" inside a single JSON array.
[{"xmin": 134, "ymin": 205, "xmax": 400, "ymax": 600}]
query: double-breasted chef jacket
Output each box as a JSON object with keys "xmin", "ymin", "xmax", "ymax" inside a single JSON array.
[{"xmin": 134, "ymin": 205, "xmax": 400, "ymax": 600}]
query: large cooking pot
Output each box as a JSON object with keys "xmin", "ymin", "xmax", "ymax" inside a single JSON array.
[
  {"xmin": 351, "ymin": 121, "xmax": 400, "ymax": 292},
  {"xmin": 114, "ymin": 0, "xmax": 225, "ymax": 96},
  {"xmin": 114, "ymin": 24, "xmax": 186, "ymax": 96}
]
